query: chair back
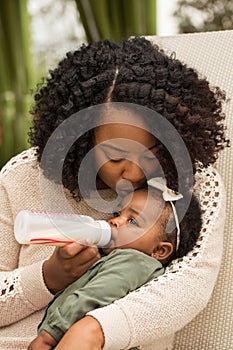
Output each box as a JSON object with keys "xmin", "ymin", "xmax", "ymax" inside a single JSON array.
[{"xmin": 149, "ymin": 30, "xmax": 233, "ymax": 349}]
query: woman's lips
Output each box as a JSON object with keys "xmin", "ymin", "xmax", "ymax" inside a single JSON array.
[{"xmin": 117, "ymin": 187, "xmax": 140, "ymax": 197}]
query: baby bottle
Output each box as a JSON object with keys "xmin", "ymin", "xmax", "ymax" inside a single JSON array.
[{"xmin": 14, "ymin": 210, "xmax": 111, "ymax": 247}]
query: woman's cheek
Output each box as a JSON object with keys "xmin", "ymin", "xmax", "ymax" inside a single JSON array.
[{"xmin": 98, "ymin": 163, "xmax": 120, "ymax": 188}]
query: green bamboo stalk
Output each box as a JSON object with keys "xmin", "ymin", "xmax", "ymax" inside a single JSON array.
[
  {"xmin": 122, "ymin": 0, "xmax": 144, "ymax": 38},
  {"xmin": 0, "ymin": 0, "xmax": 34, "ymax": 168},
  {"xmin": 0, "ymin": 3, "xmax": 14, "ymax": 92},
  {"xmin": 19, "ymin": 0, "xmax": 35, "ymax": 88},
  {"xmin": 108, "ymin": 0, "xmax": 123, "ymax": 42},
  {"xmin": 0, "ymin": 2, "xmax": 16, "ymax": 164},
  {"xmin": 0, "ymin": 34, "xmax": 11, "ymax": 92},
  {"xmin": 75, "ymin": 0, "xmax": 157, "ymax": 43},
  {"xmin": 75, "ymin": 0, "xmax": 100, "ymax": 42},
  {"xmin": 145, "ymin": 0, "xmax": 157, "ymax": 34},
  {"xmin": 6, "ymin": 1, "xmax": 26, "ymax": 153},
  {"xmin": 14, "ymin": 0, "xmax": 34, "ymax": 151},
  {"xmin": 0, "ymin": 92, "xmax": 16, "ymax": 162},
  {"xmin": 89, "ymin": 0, "xmax": 112, "ymax": 39}
]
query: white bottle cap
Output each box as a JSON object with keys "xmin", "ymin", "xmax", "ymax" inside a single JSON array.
[{"xmin": 95, "ymin": 220, "xmax": 112, "ymax": 246}]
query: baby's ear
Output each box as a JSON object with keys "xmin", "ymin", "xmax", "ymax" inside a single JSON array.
[{"xmin": 151, "ymin": 242, "xmax": 174, "ymax": 264}]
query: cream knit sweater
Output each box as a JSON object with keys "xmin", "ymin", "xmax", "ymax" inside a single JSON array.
[{"xmin": 0, "ymin": 148, "xmax": 225, "ymax": 350}]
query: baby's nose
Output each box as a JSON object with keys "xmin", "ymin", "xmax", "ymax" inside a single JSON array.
[
  {"xmin": 108, "ymin": 216, "xmax": 125, "ymax": 228},
  {"xmin": 108, "ymin": 217, "xmax": 119, "ymax": 228}
]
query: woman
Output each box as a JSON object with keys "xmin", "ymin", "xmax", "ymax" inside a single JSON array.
[{"xmin": 0, "ymin": 37, "xmax": 229, "ymax": 349}]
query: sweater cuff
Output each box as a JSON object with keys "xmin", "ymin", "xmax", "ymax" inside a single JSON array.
[
  {"xmin": 87, "ymin": 303, "xmax": 131, "ymax": 350},
  {"xmin": 20, "ymin": 259, "xmax": 53, "ymax": 309}
]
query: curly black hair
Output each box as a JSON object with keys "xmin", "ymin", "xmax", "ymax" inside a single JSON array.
[
  {"xmin": 157, "ymin": 191, "xmax": 202, "ymax": 266},
  {"xmin": 136, "ymin": 186, "xmax": 202, "ymax": 266},
  {"xmin": 177, "ymin": 194, "xmax": 202, "ymax": 260},
  {"xmin": 29, "ymin": 36, "xmax": 229, "ymax": 193}
]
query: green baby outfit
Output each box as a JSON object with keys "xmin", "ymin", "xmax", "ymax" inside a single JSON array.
[{"xmin": 38, "ymin": 248, "xmax": 164, "ymax": 342}]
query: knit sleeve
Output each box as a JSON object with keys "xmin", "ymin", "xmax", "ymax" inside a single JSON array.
[
  {"xmin": 88, "ymin": 165, "xmax": 226, "ymax": 349},
  {"xmin": 0, "ymin": 172, "xmax": 53, "ymax": 327}
]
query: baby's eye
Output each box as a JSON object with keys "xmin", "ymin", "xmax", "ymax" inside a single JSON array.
[
  {"xmin": 113, "ymin": 211, "xmax": 120, "ymax": 217},
  {"xmin": 128, "ymin": 218, "xmax": 138, "ymax": 226}
]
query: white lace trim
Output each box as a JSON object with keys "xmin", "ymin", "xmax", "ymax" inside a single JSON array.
[
  {"xmin": 0, "ymin": 148, "xmax": 38, "ymax": 177},
  {"xmin": 134, "ymin": 164, "xmax": 223, "ymax": 288},
  {"xmin": 0, "ymin": 270, "xmax": 22, "ymax": 301}
]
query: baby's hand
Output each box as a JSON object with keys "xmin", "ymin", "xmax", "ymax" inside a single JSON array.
[{"xmin": 27, "ymin": 330, "xmax": 57, "ymax": 350}]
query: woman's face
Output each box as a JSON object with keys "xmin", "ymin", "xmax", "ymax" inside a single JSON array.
[{"xmin": 94, "ymin": 108, "xmax": 159, "ymax": 196}]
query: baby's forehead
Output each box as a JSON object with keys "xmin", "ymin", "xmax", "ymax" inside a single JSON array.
[
  {"xmin": 134, "ymin": 188, "xmax": 163, "ymax": 201},
  {"xmin": 120, "ymin": 188, "xmax": 163, "ymax": 209}
]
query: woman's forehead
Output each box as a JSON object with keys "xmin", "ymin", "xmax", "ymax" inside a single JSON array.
[
  {"xmin": 94, "ymin": 123, "xmax": 156, "ymax": 149},
  {"xmin": 97, "ymin": 106, "xmax": 150, "ymax": 128}
]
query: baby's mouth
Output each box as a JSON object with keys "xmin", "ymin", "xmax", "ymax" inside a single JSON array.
[
  {"xmin": 107, "ymin": 239, "xmax": 115, "ymax": 248},
  {"xmin": 105, "ymin": 228, "xmax": 118, "ymax": 248}
]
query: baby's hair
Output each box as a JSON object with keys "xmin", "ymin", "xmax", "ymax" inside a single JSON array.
[
  {"xmin": 144, "ymin": 187, "xmax": 202, "ymax": 265},
  {"xmin": 29, "ymin": 37, "xmax": 229, "ymax": 193}
]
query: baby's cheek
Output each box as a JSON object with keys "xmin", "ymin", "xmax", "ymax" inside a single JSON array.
[{"xmin": 116, "ymin": 230, "xmax": 139, "ymax": 247}]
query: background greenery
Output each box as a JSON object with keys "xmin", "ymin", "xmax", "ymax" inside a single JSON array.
[
  {"xmin": 75, "ymin": 0, "xmax": 156, "ymax": 42},
  {"xmin": 0, "ymin": 0, "xmax": 35, "ymax": 168},
  {"xmin": 175, "ymin": 0, "xmax": 233, "ymax": 33},
  {"xmin": 1, "ymin": 0, "xmax": 233, "ymax": 169},
  {"xmin": 0, "ymin": 0, "xmax": 157, "ymax": 168}
]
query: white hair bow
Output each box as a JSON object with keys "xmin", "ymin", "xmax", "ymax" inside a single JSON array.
[{"xmin": 147, "ymin": 177, "xmax": 183, "ymax": 251}]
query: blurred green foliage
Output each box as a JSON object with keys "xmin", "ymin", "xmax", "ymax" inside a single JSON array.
[
  {"xmin": 174, "ymin": 0, "xmax": 233, "ymax": 33},
  {"xmin": 74, "ymin": 0, "xmax": 157, "ymax": 42},
  {"xmin": 0, "ymin": 0, "xmax": 157, "ymax": 169},
  {"xmin": 0, "ymin": 0, "xmax": 35, "ymax": 168}
]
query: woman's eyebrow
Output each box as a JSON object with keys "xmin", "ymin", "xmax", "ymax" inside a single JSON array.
[
  {"xmin": 100, "ymin": 142, "xmax": 158, "ymax": 153},
  {"xmin": 148, "ymin": 142, "xmax": 159, "ymax": 150},
  {"xmin": 100, "ymin": 143, "xmax": 128, "ymax": 153}
]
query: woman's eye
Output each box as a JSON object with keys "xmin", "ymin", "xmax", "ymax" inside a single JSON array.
[
  {"xmin": 105, "ymin": 152, "xmax": 124, "ymax": 163},
  {"xmin": 110, "ymin": 158, "xmax": 124, "ymax": 163},
  {"xmin": 144, "ymin": 151, "xmax": 157, "ymax": 161},
  {"xmin": 144, "ymin": 154, "xmax": 155, "ymax": 161},
  {"xmin": 128, "ymin": 218, "xmax": 138, "ymax": 226}
]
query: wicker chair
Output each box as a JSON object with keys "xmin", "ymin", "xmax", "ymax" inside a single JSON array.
[{"xmin": 148, "ymin": 30, "xmax": 233, "ymax": 350}]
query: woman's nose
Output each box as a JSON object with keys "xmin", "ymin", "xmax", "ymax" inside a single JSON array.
[{"xmin": 122, "ymin": 161, "xmax": 145, "ymax": 184}]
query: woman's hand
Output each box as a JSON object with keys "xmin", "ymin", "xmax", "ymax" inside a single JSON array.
[
  {"xmin": 27, "ymin": 330, "xmax": 57, "ymax": 350},
  {"xmin": 43, "ymin": 242, "xmax": 101, "ymax": 294},
  {"xmin": 54, "ymin": 316, "xmax": 104, "ymax": 350}
]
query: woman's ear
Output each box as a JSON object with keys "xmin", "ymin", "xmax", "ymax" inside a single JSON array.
[{"xmin": 151, "ymin": 242, "xmax": 174, "ymax": 264}]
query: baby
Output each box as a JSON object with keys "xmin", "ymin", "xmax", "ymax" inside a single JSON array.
[{"xmin": 28, "ymin": 178, "xmax": 201, "ymax": 350}]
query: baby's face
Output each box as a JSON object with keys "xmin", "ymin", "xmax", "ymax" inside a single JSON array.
[{"xmin": 102, "ymin": 189, "xmax": 165, "ymax": 256}]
